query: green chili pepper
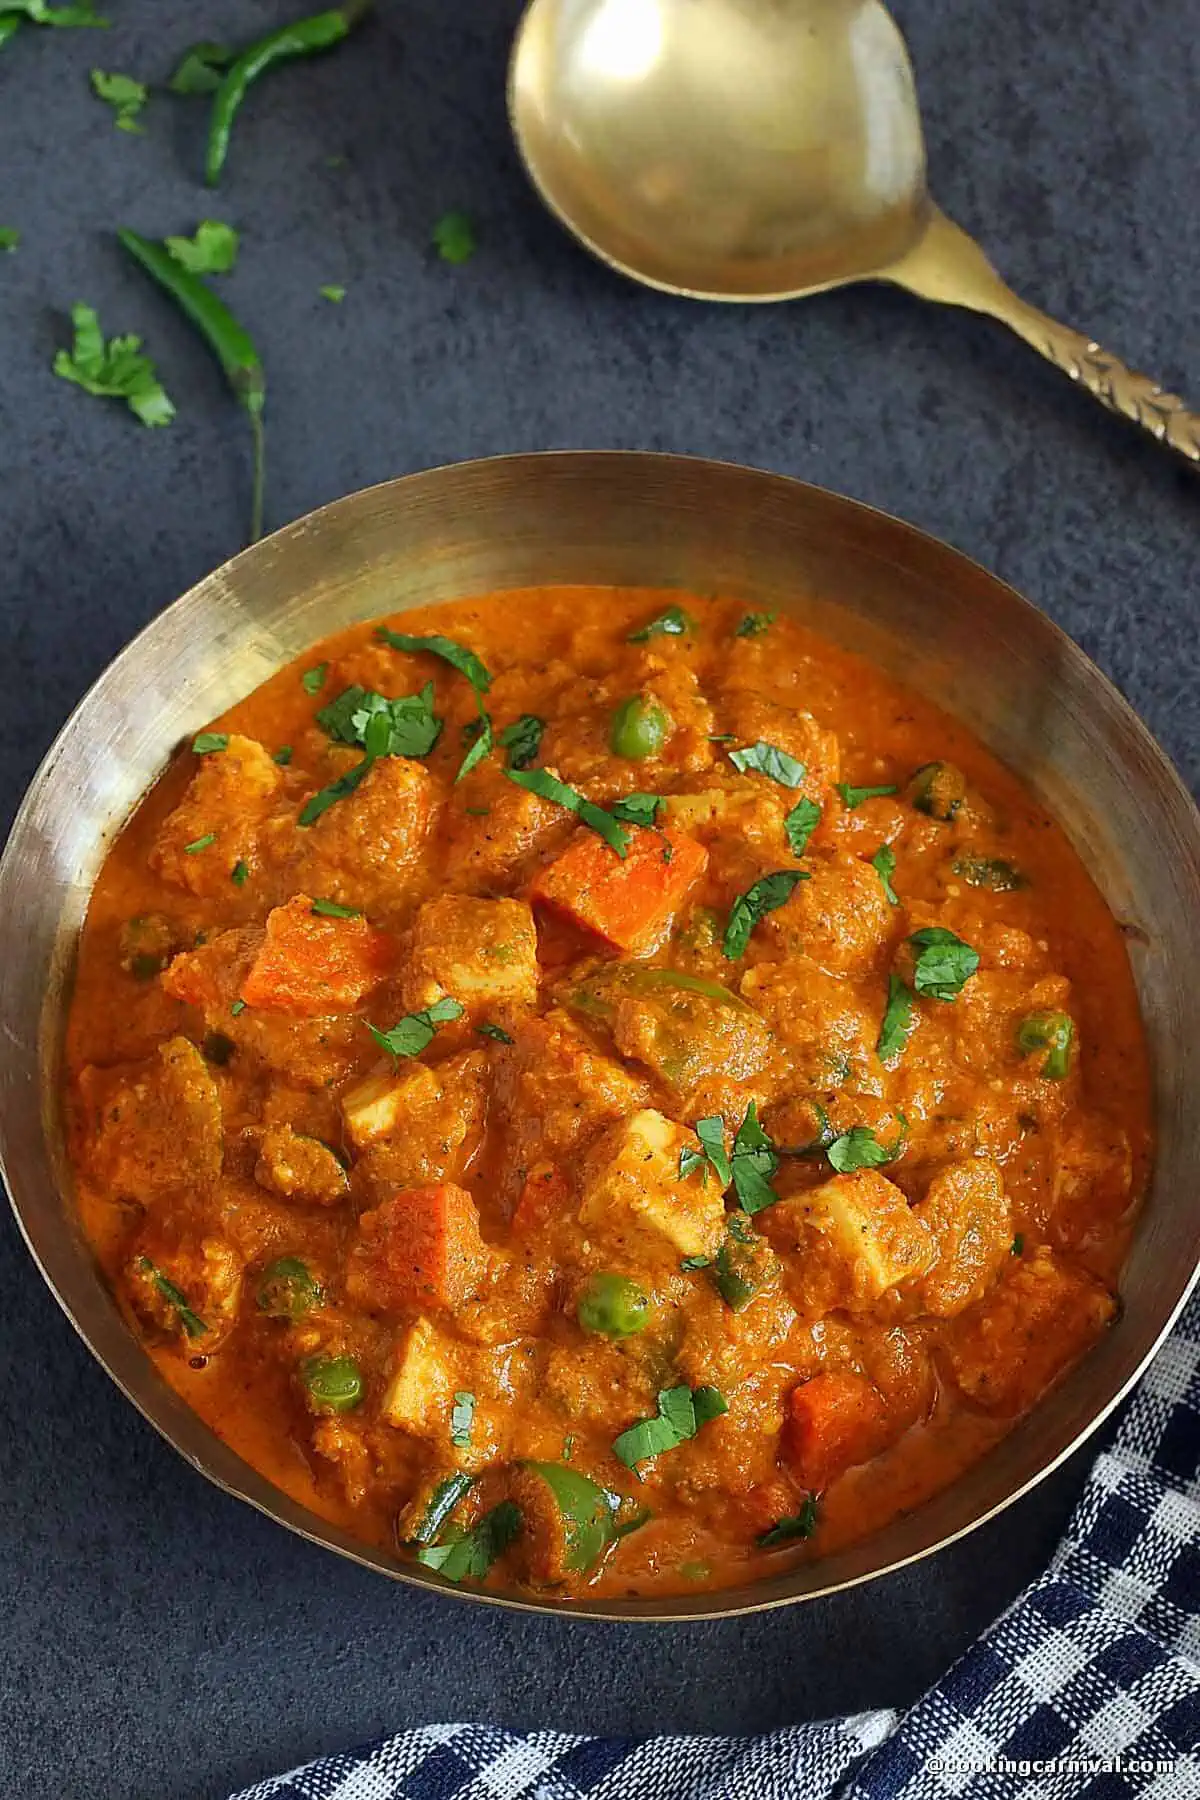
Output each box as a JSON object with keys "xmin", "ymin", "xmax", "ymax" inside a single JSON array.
[
  {"xmin": 1016, "ymin": 1009, "xmax": 1074, "ymax": 1080},
  {"xmin": 205, "ymin": 1, "xmax": 373, "ymax": 187},
  {"xmin": 300, "ymin": 1352, "xmax": 363, "ymax": 1413},
  {"xmin": 117, "ymin": 227, "xmax": 267, "ymax": 542},
  {"xmin": 577, "ymin": 1272, "xmax": 651, "ymax": 1339},
  {"xmin": 519, "ymin": 1463, "xmax": 618, "ymax": 1574},
  {"xmin": 257, "ymin": 1256, "xmax": 323, "ymax": 1319}
]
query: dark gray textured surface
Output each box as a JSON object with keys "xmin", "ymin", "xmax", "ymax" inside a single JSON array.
[{"xmin": 1, "ymin": 4, "xmax": 1196, "ymax": 1797}]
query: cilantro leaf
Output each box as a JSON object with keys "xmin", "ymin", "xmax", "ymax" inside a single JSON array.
[
  {"xmin": 319, "ymin": 284, "xmax": 346, "ymax": 303},
  {"xmin": 230, "ymin": 860, "xmax": 249, "ymax": 886},
  {"xmin": 908, "ymin": 926, "xmax": 980, "ymax": 1001},
  {"xmin": 301, "ymin": 663, "xmax": 328, "ymax": 695},
  {"xmin": 693, "ymin": 1115, "xmax": 731, "ymax": 1187},
  {"xmin": 415, "ymin": 1499, "xmax": 521, "ymax": 1581},
  {"xmin": 91, "ymin": 68, "xmax": 148, "ymax": 132},
  {"xmin": 273, "ymin": 746, "xmax": 293, "ymax": 765},
  {"xmin": 499, "ymin": 713, "xmax": 544, "ymax": 770},
  {"xmin": 137, "ymin": 1257, "xmax": 206, "ymax": 1338},
  {"xmin": 456, "ymin": 707, "xmax": 493, "ymax": 782},
  {"xmin": 758, "ymin": 1496, "xmax": 819, "ymax": 1547},
  {"xmin": 53, "ymin": 303, "xmax": 175, "ymax": 428},
  {"xmin": 316, "ymin": 683, "xmax": 442, "ymax": 759},
  {"xmin": 183, "ymin": 832, "xmax": 215, "ymax": 854},
  {"xmin": 610, "ymin": 792, "xmax": 664, "ymax": 829},
  {"xmin": 0, "ymin": 227, "xmax": 19, "ymax": 252},
  {"xmin": 505, "ymin": 766, "xmax": 631, "ymax": 858},
  {"xmin": 376, "ymin": 628, "xmax": 491, "ymax": 694},
  {"xmin": 871, "ymin": 844, "xmax": 900, "ymax": 906},
  {"xmin": 734, "ymin": 611, "xmax": 775, "ymax": 637},
  {"xmin": 192, "ymin": 732, "xmax": 228, "ymax": 755},
  {"xmin": 368, "ymin": 996, "xmax": 463, "ymax": 1060},
  {"xmin": 450, "ymin": 1390, "xmax": 475, "ymax": 1449},
  {"xmin": 167, "ymin": 39, "xmax": 233, "ymax": 93},
  {"xmin": 165, "ymin": 219, "xmax": 239, "ymax": 276},
  {"xmin": 876, "ymin": 975, "xmax": 915, "ymax": 1064},
  {"xmin": 432, "ymin": 210, "xmax": 476, "ymax": 264},
  {"xmin": 784, "ymin": 797, "xmax": 820, "ymax": 858},
  {"xmin": 627, "ymin": 605, "xmax": 693, "ymax": 643},
  {"xmin": 677, "ymin": 1146, "xmax": 707, "ymax": 1182},
  {"xmin": 729, "ymin": 741, "xmax": 807, "ymax": 788},
  {"xmin": 310, "ymin": 898, "xmax": 360, "ymax": 918},
  {"xmin": 827, "ymin": 1119, "xmax": 907, "ymax": 1174},
  {"xmin": 679, "ymin": 1253, "xmax": 711, "ymax": 1271},
  {"xmin": 476, "ymin": 1022, "xmax": 513, "ymax": 1045},
  {"xmin": 613, "ymin": 1383, "xmax": 727, "ymax": 1472},
  {"xmin": 730, "ymin": 1101, "xmax": 781, "ymax": 1214},
  {"xmin": 835, "ymin": 781, "xmax": 899, "ymax": 809},
  {"xmin": 299, "ymin": 759, "xmax": 371, "ymax": 826},
  {"xmin": 722, "ymin": 869, "xmax": 808, "ymax": 959}
]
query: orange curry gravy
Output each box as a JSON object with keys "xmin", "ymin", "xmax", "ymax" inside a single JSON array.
[{"xmin": 65, "ymin": 588, "xmax": 1151, "ymax": 1599}]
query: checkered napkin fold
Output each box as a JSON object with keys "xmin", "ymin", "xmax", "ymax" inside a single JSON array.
[{"xmin": 233, "ymin": 1289, "xmax": 1199, "ymax": 1800}]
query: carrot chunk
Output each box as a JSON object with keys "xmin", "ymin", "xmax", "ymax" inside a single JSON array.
[
  {"xmin": 348, "ymin": 1182, "xmax": 489, "ymax": 1312},
  {"xmin": 532, "ymin": 826, "xmax": 707, "ymax": 954},
  {"xmin": 240, "ymin": 895, "xmax": 393, "ymax": 1015},
  {"xmin": 783, "ymin": 1371, "xmax": 888, "ymax": 1492},
  {"xmin": 512, "ymin": 1162, "xmax": 571, "ymax": 1234}
]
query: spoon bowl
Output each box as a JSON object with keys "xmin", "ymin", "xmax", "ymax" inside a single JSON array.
[
  {"xmin": 510, "ymin": 0, "xmax": 927, "ymax": 299},
  {"xmin": 510, "ymin": 0, "xmax": 1200, "ymax": 458}
]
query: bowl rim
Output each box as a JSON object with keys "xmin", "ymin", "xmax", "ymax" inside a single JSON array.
[{"xmin": 4, "ymin": 447, "xmax": 1198, "ymax": 1622}]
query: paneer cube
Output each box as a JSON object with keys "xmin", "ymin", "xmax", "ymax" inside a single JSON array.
[
  {"xmin": 298, "ymin": 754, "xmax": 435, "ymax": 912},
  {"xmin": 913, "ymin": 1157, "xmax": 1010, "ymax": 1317},
  {"xmin": 381, "ymin": 1316, "xmax": 464, "ymax": 1434},
  {"xmin": 941, "ymin": 1249, "xmax": 1117, "ymax": 1414},
  {"xmin": 771, "ymin": 1171, "xmax": 935, "ymax": 1314},
  {"xmin": 78, "ymin": 1036, "xmax": 223, "ymax": 1205},
  {"xmin": 342, "ymin": 1062, "xmax": 441, "ymax": 1150},
  {"xmin": 254, "ymin": 1126, "xmax": 349, "ymax": 1206},
  {"xmin": 240, "ymin": 895, "xmax": 394, "ymax": 1015},
  {"xmin": 150, "ymin": 733, "xmax": 283, "ymax": 897},
  {"xmin": 533, "ymin": 825, "xmax": 707, "ymax": 956},
  {"xmin": 347, "ymin": 1182, "xmax": 490, "ymax": 1313},
  {"xmin": 126, "ymin": 1233, "xmax": 243, "ymax": 1350},
  {"xmin": 578, "ymin": 1109, "xmax": 727, "ymax": 1263},
  {"xmin": 403, "ymin": 895, "xmax": 538, "ymax": 1016}
]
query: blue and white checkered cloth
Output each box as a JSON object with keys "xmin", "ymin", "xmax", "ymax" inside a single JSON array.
[{"xmin": 232, "ymin": 1291, "xmax": 1200, "ymax": 1800}]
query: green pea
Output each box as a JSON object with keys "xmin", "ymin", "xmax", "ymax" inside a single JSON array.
[
  {"xmin": 577, "ymin": 1272, "xmax": 651, "ymax": 1339},
  {"xmin": 258, "ymin": 1256, "xmax": 323, "ymax": 1320},
  {"xmin": 610, "ymin": 695, "xmax": 670, "ymax": 761},
  {"xmin": 300, "ymin": 1352, "xmax": 363, "ymax": 1413}
]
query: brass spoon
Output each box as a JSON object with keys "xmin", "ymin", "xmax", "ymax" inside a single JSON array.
[{"xmin": 509, "ymin": 0, "xmax": 1199, "ymax": 463}]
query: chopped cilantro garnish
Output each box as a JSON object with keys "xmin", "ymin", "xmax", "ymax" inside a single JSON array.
[
  {"xmin": 627, "ymin": 605, "xmax": 692, "ymax": 643},
  {"xmin": 730, "ymin": 1101, "xmax": 781, "ymax": 1214},
  {"xmin": 679, "ymin": 1254, "xmax": 712, "ymax": 1272},
  {"xmin": 784, "ymin": 797, "xmax": 821, "ymax": 858},
  {"xmin": 826, "ymin": 1119, "xmax": 907, "ymax": 1173},
  {"xmin": 301, "ymin": 662, "xmax": 328, "ymax": 695},
  {"xmin": 835, "ymin": 780, "xmax": 899, "ymax": 809},
  {"xmin": 272, "ymin": 745, "xmax": 292, "ymax": 765},
  {"xmin": 90, "ymin": 68, "xmax": 147, "ymax": 132},
  {"xmin": 908, "ymin": 926, "xmax": 980, "ymax": 1000},
  {"xmin": 505, "ymin": 767, "xmax": 634, "ymax": 859},
  {"xmin": 432, "ymin": 210, "xmax": 476, "ymax": 264},
  {"xmin": 871, "ymin": 843, "xmax": 900, "ymax": 906},
  {"xmin": 610, "ymin": 792, "xmax": 664, "ymax": 830},
  {"xmin": 758, "ymin": 1496, "xmax": 819, "ymax": 1547},
  {"xmin": 728, "ymin": 740, "xmax": 807, "ymax": 788},
  {"xmin": 722, "ymin": 869, "xmax": 808, "ymax": 959},
  {"xmin": 450, "ymin": 1390, "xmax": 475, "ymax": 1449},
  {"xmin": 183, "ymin": 832, "xmax": 215, "ymax": 854},
  {"xmin": 165, "ymin": 219, "xmax": 239, "ymax": 275},
  {"xmin": 477, "ymin": 1022, "xmax": 513, "ymax": 1044},
  {"xmin": 192, "ymin": 732, "xmax": 228, "ymax": 755},
  {"xmin": 499, "ymin": 713, "xmax": 544, "ymax": 770},
  {"xmin": 876, "ymin": 975, "xmax": 915, "ymax": 1065},
  {"xmin": 137, "ymin": 1256, "xmax": 206, "ymax": 1338},
  {"xmin": 376, "ymin": 628, "xmax": 491, "ymax": 695},
  {"xmin": 53, "ymin": 302, "xmax": 174, "ymax": 427},
  {"xmin": 734, "ymin": 611, "xmax": 776, "ymax": 637},
  {"xmin": 612, "ymin": 1384, "xmax": 727, "ymax": 1473},
  {"xmin": 230, "ymin": 998, "xmax": 247, "ymax": 1016},
  {"xmin": 1011, "ymin": 1233, "xmax": 1025, "ymax": 1256},
  {"xmin": 316, "ymin": 682, "xmax": 442, "ymax": 759},
  {"xmin": 415, "ymin": 1499, "xmax": 521, "ymax": 1581},
  {"xmin": 368, "ymin": 996, "xmax": 463, "ymax": 1060},
  {"xmin": 230, "ymin": 859, "xmax": 249, "ymax": 887},
  {"xmin": 311, "ymin": 898, "xmax": 360, "ymax": 918}
]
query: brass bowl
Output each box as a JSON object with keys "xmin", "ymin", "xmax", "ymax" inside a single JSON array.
[{"xmin": 3, "ymin": 452, "xmax": 1198, "ymax": 1620}]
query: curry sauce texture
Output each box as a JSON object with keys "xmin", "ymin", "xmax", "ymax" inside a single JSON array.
[{"xmin": 65, "ymin": 589, "xmax": 1151, "ymax": 1598}]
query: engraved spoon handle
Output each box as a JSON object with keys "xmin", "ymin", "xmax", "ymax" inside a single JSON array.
[{"xmin": 886, "ymin": 206, "xmax": 1200, "ymax": 464}]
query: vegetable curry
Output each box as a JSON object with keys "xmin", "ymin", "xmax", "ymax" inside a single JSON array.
[{"xmin": 65, "ymin": 588, "xmax": 1151, "ymax": 1598}]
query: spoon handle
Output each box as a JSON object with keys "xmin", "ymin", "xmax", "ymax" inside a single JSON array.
[{"xmin": 887, "ymin": 206, "xmax": 1200, "ymax": 465}]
